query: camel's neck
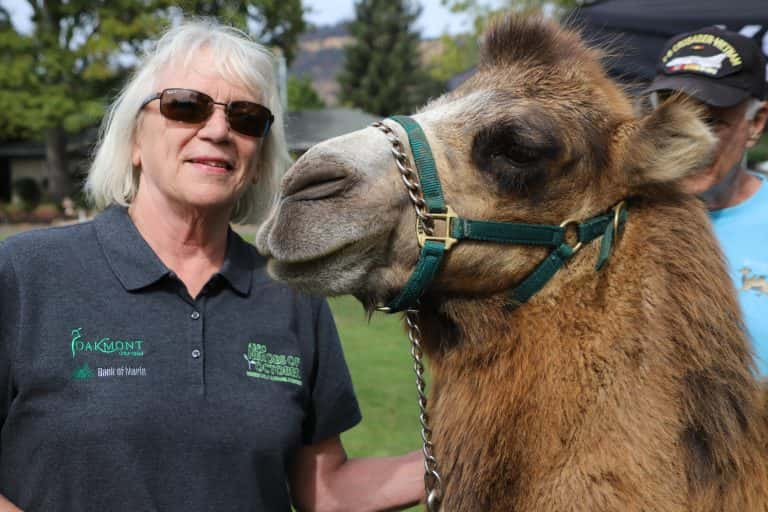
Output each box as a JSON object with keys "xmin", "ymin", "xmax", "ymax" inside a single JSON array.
[
  {"xmin": 407, "ymin": 197, "xmax": 764, "ymax": 510},
  {"xmin": 415, "ymin": 278, "xmax": 627, "ymax": 508},
  {"xmin": 412, "ymin": 199, "xmax": 670, "ymax": 507}
]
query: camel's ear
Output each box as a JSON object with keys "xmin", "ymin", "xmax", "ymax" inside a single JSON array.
[{"xmin": 623, "ymin": 99, "xmax": 717, "ymax": 187}]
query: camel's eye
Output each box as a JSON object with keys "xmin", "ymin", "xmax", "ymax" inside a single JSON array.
[
  {"xmin": 491, "ymin": 146, "xmax": 539, "ymax": 167},
  {"xmin": 471, "ymin": 122, "xmax": 560, "ymax": 195}
]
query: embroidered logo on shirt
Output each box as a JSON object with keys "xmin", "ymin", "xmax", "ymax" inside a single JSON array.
[
  {"xmin": 243, "ymin": 343, "xmax": 302, "ymax": 386},
  {"xmin": 740, "ymin": 268, "xmax": 768, "ymax": 296},
  {"xmin": 72, "ymin": 363, "xmax": 94, "ymax": 380},
  {"xmin": 70, "ymin": 327, "xmax": 145, "ymax": 358}
]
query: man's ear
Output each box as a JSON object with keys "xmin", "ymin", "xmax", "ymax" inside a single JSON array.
[
  {"xmin": 623, "ymin": 98, "xmax": 717, "ymax": 188},
  {"xmin": 746, "ymin": 101, "xmax": 768, "ymax": 149}
]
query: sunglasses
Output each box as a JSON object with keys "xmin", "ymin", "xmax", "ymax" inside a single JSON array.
[{"xmin": 139, "ymin": 88, "xmax": 274, "ymax": 138}]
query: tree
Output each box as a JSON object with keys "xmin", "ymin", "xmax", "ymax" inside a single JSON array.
[
  {"xmin": 0, "ymin": 1, "xmax": 177, "ymax": 200},
  {"xmin": 338, "ymin": 0, "xmax": 444, "ymax": 117},
  {"xmin": 175, "ymin": 0, "xmax": 305, "ymax": 63},
  {"xmin": 287, "ymin": 75, "xmax": 325, "ymax": 110},
  {"xmin": 0, "ymin": 1, "xmax": 305, "ymax": 202}
]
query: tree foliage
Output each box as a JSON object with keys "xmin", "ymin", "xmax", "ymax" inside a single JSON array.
[
  {"xmin": 0, "ymin": 1, "xmax": 175, "ymax": 198},
  {"xmin": 0, "ymin": 1, "xmax": 169, "ymax": 141},
  {"xmin": 338, "ymin": 0, "xmax": 444, "ymax": 117},
  {"xmin": 427, "ymin": 33, "xmax": 480, "ymax": 83},
  {"xmin": 287, "ymin": 75, "xmax": 325, "ymax": 110},
  {"xmin": 174, "ymin": 0, "xmax": 305, "ymax": 63}
]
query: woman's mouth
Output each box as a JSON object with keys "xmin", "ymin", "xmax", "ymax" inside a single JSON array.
[{"xmin": 188, "ymin": 158, "xmax": 234, "ymax": 172}]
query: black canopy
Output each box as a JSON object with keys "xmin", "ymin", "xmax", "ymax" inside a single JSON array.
[{"xmin": 569, "ymin": 0, "xmax": 768, "ymax": 85}]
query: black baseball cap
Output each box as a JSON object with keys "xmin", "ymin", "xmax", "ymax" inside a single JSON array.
[{"xmin": 645, "ymin": 26, "xmax": 767, "ymax": 107}]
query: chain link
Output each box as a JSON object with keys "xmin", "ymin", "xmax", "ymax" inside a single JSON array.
[
  {"xmin": 372, "ymin": 122, "xmax": 434, "ymax": 235},
  {"xmin": 373, "ymin": 121, "xmax": 443, "ymax": 510},
  {"xmin": 406, "ymin": 310, "xmax": 443, "ymax": 511}
]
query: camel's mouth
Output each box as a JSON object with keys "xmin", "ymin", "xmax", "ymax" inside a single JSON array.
[
  {"xmin": 264, "ymin": 237, "xmax": 375, "ymax": 296},
  {"xmin": 257, "ymin": 195, "xmax": 370, "ymax": 263},
  {"xmin": 282, "ymin": 164, "xmax": 356, "ymax": 202},
  {"xmin": 264, "ymin": 235, "xmax": 357, "ymax": 266}
]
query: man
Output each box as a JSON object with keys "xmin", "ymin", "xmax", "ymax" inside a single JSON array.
[{"xmin": 646, "ymin": 26, "xmax": 768, "ymax": 375}]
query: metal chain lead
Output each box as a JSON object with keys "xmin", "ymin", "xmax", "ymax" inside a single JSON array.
[
  {"xmin": 406, "ymin": 310, "xmax": 443, "ymax": 511},
  {"xmin": 372, "ymin": 122, "xmax": 434, "ymax": 235},
  {"xmin": 373, "ymin": 121, "xmax": 443, "ymax": 510}
]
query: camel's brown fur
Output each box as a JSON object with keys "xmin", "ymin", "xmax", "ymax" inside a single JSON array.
[{"xmin": 258, "ymin": 16, "xmax": 768, "ymax": 510}]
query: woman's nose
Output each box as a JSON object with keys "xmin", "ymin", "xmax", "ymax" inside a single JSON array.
[{"xmin": 197, "ymin": 105, "xmax": 231, "ymax": 141}]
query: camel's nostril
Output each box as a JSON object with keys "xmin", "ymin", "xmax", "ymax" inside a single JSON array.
[{"xmin": 283, "ymin": 165, "xmax": 354, "ymax": 201}]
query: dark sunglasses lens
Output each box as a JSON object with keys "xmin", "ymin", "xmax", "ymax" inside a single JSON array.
[
  {"xmin": 228, "ymin": 102, "xmax": 273, "ymax": 137},
  {"xmin": 160, "ymin": 89, "xmax": 211, "ymax": 123}
]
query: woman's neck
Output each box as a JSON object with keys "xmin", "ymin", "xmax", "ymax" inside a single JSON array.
[{"xmin": 128, "ymin": 195, "xmax": 231, "ymax": 297}]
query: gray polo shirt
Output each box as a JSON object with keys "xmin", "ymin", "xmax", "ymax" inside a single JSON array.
[{"xmin": 0, "ymin": 206, "xmax": 361, "ymax": 511}]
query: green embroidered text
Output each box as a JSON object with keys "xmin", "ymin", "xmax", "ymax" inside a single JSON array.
[
  {"xmin": 244, "ymin": 343, "xmax": 301, "ymax": 385},
  {"xmin": 70, "ymin": 327, "xmax": 145, "ymax": 359}
]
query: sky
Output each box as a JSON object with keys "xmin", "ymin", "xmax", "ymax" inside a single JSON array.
[
  {"xmin": 0, "ymin": 0, "xmax": 499, "ymax": 39},
  {"xmin": 304, "ymin": 0, "xmax": 482, "ymax": 38}
]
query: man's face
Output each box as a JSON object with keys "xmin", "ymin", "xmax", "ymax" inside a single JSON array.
[{"xmin": 681, "ymin": 98, "xmax": 767, "ymax": 195}]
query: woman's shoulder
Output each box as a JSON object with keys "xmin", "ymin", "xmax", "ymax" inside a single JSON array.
[{"xmin": 0, "ymin": 221, "xmax": 96, "ymax": 263}]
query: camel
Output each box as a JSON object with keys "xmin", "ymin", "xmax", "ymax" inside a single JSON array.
[{"xmin": 256, "ymin": 16, "xmax": 768, "ymax": 511}]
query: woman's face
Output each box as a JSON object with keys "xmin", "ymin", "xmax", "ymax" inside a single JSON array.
[{"xmin": 132, "ymin": 49, "xmax": 264, "ymax": 217}]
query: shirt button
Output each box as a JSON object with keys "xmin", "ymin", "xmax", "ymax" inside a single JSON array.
[
  {"xmin": 190, "ymin": 311, "xmax": 200, "ymax": 320},
  {"xmin": 191, "ymin": 349, "xmax": 201, "ymax": 359}
]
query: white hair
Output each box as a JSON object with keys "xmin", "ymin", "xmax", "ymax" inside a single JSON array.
[{"xmin": 85, "ymin": 18, "xmax": 292, "ymax": 224}]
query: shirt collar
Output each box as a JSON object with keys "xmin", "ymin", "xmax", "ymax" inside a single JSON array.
[
  {"xmin": 218, "ymin": 228, "xmax": 256, "ymax": 296},
  {"xmin": 95, "ymin": 206, "xmax": 255, "ymax": 295},
  {"xmin": 95, "ymin": 206, "xmax": 169, "ymax": 291}
]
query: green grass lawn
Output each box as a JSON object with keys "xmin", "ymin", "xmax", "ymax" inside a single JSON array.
[{"xmin": 329, "ymin": 295, "xmax": 424, "ymax": 458}]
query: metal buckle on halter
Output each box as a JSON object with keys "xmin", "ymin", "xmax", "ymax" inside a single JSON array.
[
  {"xmin": 417, "ymin": 205, "xmax": 459, "ymax": 250},
  {"xmin": 612, "ymin": 200, "xmax": 626, "ymax": 239},
  {"xmin": 558, "ymin": 218, "xmax": 584, "ymax": 253}
]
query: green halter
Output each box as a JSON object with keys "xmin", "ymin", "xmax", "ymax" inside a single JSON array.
[{"xmin": 380, "ymin": 115, "xmax": 629, "ymax": 313}]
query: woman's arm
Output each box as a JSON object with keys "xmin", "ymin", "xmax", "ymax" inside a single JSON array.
[{"xmin": 290, "ymin": 436, "xmax": 424, "ymax": 512}]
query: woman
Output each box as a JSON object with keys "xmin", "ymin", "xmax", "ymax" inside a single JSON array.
[{"xmin": 0, "ymin": 19, "xmax": 422, "ymax": 511}]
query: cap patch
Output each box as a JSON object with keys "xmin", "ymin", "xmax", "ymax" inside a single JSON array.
[{"xmin": 662, "ymin": 34, "xmax": 743, "ymax": 78}]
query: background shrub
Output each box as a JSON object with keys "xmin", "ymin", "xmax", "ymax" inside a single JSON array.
[{"xmin": 12, "ymin": 178, "xmax": 42, "ymax": 211}]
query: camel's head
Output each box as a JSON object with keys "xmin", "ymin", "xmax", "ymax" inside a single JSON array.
[{"xmin": 257, "ymin": 16, "xmax": 715, "ymax": 309}]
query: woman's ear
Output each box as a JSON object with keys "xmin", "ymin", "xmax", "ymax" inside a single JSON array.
[
  {"xmin": 624, "ymin": 97, "xmax": 716, "ymax": 188},
  {"xmin": 132, "ymin": 145, "xmax": 141, "ymax": 168}
]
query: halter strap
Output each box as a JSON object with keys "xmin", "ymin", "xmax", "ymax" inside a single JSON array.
[
  {"xmin": 380, "ymin": 116, "xmax": 629, "ymax": 313},
  {"xmin": 390, "ymin": 115, "xmax": 446, "ymax": 213}
]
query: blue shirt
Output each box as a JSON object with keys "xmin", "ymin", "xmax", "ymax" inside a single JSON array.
[{"xmin": 709, "ymin": 173, "xmax": 768, "ymax": 376}]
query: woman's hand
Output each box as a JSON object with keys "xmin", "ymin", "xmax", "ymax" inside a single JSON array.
[{"xmin": 290, "ymin": 436, "xmax": 424, "ymax": 512}]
